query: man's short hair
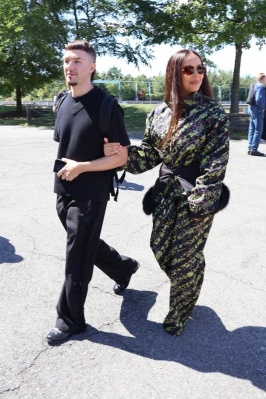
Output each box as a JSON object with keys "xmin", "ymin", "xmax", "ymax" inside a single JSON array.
[
  {"xmin": 257, "ymin": 72, "xmax": 266, "ymax": 82},
  {"xmin": 65, "ymin": 40, "xmax": 96, "ymax": 63}
]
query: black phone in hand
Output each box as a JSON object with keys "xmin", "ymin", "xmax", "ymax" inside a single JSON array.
[{"xmin": 53, "ymin": 159, "xmax": 66, "ymax": 173}]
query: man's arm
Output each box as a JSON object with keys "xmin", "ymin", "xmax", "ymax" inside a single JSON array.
[{"xmin": 58, "ymin": 146, "xmax": 128, "ymax": 181}]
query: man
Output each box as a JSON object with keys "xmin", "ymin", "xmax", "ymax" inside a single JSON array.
[
  {"xmin": 46, "ymin": 40, "xmax": 139, "ymax": 346},
  {"xmin": 247, "ymin": 72, "xmax": 266, "ymax": 156},
  {"xmin": 260, "ymin": 85, "xmax": 266, "ymax": 142}
]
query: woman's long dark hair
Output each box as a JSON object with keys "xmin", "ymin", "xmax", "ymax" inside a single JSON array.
[{"xmin": 162, "ymin": 49, "xmax": 213, "ymax": 146}]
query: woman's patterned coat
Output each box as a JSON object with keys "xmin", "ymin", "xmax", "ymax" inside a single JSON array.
[{"xmin": 126, "ymin": 92, "xmax": 230, "ymax": 335}]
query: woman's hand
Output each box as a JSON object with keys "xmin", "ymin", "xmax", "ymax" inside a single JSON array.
[{"xmin": 104, "ymin": 138, "xmax": 122, "ymax": 156}]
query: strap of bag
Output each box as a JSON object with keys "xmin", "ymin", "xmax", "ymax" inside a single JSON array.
[
  {"xmin": 246, "ymin": 83, "xmax": 256, "ymax": 105},
  {"xmin": 99, "ymin": 94, "xmax": 118, "ymax": 133},
  {"xmin": 99, "ymin": 93, "xmax": 126, "ymax": 201},
  {"xmin": 54, "ymin": 90, "xmax": 69, "ymax": 111}
]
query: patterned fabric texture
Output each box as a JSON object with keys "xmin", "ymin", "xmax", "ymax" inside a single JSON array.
[{"xmin": 126, "ymin": 92, "xmax": 230, "ymax": 335}]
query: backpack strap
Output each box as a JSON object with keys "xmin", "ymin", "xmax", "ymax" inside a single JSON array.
[
  {"xmin": 55, "ymin": 91, "xmax": 68, "ymax": 111},
  {"xmin": 99, "ymin": 94, "xmax": 118, "ymax": 133},
  {"xmin": 99, "ymin": 93, "xmax": 126, "ymax": 201},
  {"xmin": 246, "ymin": 83, "xmax": 256, "ymax": 105}
]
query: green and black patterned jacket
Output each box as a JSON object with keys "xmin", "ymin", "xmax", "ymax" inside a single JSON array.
[{"xmin": 126, "ymin": 92, "xmax": 230, "ymax": 217}]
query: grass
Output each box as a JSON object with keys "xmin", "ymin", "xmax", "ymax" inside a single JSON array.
[
  {"xmin": 0, "ymin": 105, "xmax": 28, "ymax": 126},
  {"xmin": 0, "ymin": 104, "xmax": 247, "ymax": 140},
  {"xmin": 0, "ymin": 104, "xmax": 155, "ymax": 138},
  {"xmin": 0, "ymin": 105, "xmax": 56, "ymax": 128},
  {"xmin": 121, "ymin": 104, "xmax": 154, "ymax": 138}
]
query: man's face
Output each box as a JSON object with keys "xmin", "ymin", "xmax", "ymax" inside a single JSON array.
[{"xmin": 63, "ymin": 49, "xmax": 96, "ymax": 87}]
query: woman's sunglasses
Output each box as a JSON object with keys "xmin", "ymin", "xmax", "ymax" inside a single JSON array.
[{"xmin": 182, "ymin": 65, "xmax": 206, "ymax": 75}]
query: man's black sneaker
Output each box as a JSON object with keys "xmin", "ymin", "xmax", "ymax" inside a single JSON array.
[
  {"xmin": 113, "ymin": 260, "xmax": 140, "ymax": 295},
  {"xmin": 46, "ymin": 328, "xmax": 72, "ymax": 346},
  {"xmin": 250, "ymin": 150, "xmax": 265, "ymax": 156}
]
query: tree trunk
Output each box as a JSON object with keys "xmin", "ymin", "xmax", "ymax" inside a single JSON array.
[
  {"xmin": 230, "ymin": 42, "xmax": 242, "ymax": 113},
  {"xmin": 16, "ymin": 85, "xmax": 23, "ymax": 113}
]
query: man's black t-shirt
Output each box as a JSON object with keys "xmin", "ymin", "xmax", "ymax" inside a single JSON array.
[{"xmin": 53, "ymin": 86, "xmax": 130, "ymax": 201}]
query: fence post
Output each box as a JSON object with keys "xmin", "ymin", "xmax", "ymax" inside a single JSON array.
[{"xmin": 26, "ymin": 104, "xmax": 31, "ymax": 125}]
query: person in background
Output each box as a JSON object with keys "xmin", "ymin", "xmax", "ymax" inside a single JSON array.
[
  {"xmin": 103, "ymin": 49, "xmax": 229, "ymax": 336},
  {"xmin": 260, "ymin": 85, "xmax": 266, "ymax": 143},
  {"xmin": 46, "ymin": 40, "xmax": 139, "ymax": 346},
  {"xmin": 247, "ymin": 72, "xmax": 266, "ymax": 156}
]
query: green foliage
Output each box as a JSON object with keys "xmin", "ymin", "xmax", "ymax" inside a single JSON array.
[
  {"xmin": 148, "ymin": 0, "xmax": 266, "ymax": 112},
  {"xmin": 208, "ymin": 68, "xmax": 255, "ymax": 101},
  {"xmin": 0, "ymin": 0, "xmax": 159, "ymax": 110},
  {"xmin": 1, "ymin": 0, "xmax": 264, "ymax": 113},
  {"xmin": 62, "ymin": 0, "xmax": 156, "ymax": 66},
  {"xmin": 0, "ymin": 102, "xmax": 248, "ymax": 140},
  {"xmin": 5, "ymin": 66, "xmax": 254, "ymax": 103},
  {"xmin": 160, "ymin": 0, "xmax": 266, "ymax": 50},
  {"xmin": 151, "ymin": 75, "xmax": 165, "ymax": 101},
  {"xmin": 0, "ymin": 0, "xmax": 68, "ymax": 110},
  {"xmin": 0, "ymin": 103, "xmax": 156, "ymax": 138},
  {"xmin": 122, "ymin": 104, "xmax": 154, "ymax": 136}
]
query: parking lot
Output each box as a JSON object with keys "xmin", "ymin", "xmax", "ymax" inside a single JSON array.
[{"xmin": 0, "ymin": 125, "xmax": 265, "ymax": 399}]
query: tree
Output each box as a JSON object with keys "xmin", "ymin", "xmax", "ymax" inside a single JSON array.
[
  {"xmin": 152, "ymin": 75, "xmax": 165, "ymax": 101},
  {"xmin": 208, "ymin": 69, "xmax": 255, "ymax": 101},
  {"xmin": 148, "ymin": 0, "xmax": 266, "ymax": 112},
  {"xmin": 0, "ymin": 0, "xmax": 159, "ymax": 111},
  {"xmin": 0, "ymin": 0, "xmax": 68, "ymax": 111},
  {"xmin": 62, "ymin": 0, "xmax": 158, "ymax": 67}
]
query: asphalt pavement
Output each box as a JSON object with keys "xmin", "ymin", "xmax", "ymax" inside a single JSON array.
[{"xmin": 0, "ymin": 125, "xmax": 265, "ymax": 399}]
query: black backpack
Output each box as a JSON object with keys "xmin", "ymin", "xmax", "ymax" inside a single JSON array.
[
  {"xmin": 55, "ymin": 91, "xmax": 117, "ymax": 129},
  {"xmin": 98, "ymin": 94, "xmax": 126, "ymax": 201},
  {"xmin": 246, "ymin": 83, "xmax": 256, "ymax": 105},
  {"xmin": 56, "ymin": 92, "xmax": 126, "ymax": 201}
]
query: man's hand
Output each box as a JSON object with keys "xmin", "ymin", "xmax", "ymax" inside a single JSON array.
[
  {"xmin": 58, "ymin": 158, "xmax": 80, "ymax": 181},
  {"xmin": 103, "ymin": 138, "xmax": 122, "ymax": 156}
]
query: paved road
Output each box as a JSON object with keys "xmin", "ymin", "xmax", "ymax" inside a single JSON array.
[{"xmin": 0, "ymin": 125, "xmax": 265, "ymax": 399}]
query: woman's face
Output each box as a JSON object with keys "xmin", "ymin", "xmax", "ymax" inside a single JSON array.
[{"xmin": 181, "ymin": 53, "xmax": 205, "ymax": 97}]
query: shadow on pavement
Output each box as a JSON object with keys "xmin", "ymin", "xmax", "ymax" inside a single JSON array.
[
  {"xmin": 76, "ymin": 289, "xmax": 266, "ymax": 392},
  {"xmin": 118, "ymin": 179, "xmax": 144, "ymax": 191},
  {"xmin": 0, "ymin": 236, "xmax": 23, "ymax": 264}
]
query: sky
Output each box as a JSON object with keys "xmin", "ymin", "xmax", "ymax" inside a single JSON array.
[{"xmin": 97, "ymin": 42, "xmax": 266, "ymax": 78}]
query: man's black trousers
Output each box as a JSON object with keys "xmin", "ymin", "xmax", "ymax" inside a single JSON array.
[{"xmin": 55, "ymin": 195, "xmax": 136, "ymax": 333}]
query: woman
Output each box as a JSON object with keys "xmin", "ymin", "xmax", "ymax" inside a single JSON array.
[{"xmin": 104, "ymin": 49, "xmax": 230, "ymax": 336}]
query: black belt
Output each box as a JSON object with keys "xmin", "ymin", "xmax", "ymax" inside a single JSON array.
[
  {"xmin": 142, "ymin": 162, "xmax": 229, "ymax": 216},
  {"xmin": 160, "ymin": 162, "xmax": 200, "ymax": 194}
]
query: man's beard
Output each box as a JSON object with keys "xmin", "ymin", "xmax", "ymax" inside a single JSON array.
[{"xmin": 68, "ymin": 82, "xmax": 78, "ymax": 86}]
